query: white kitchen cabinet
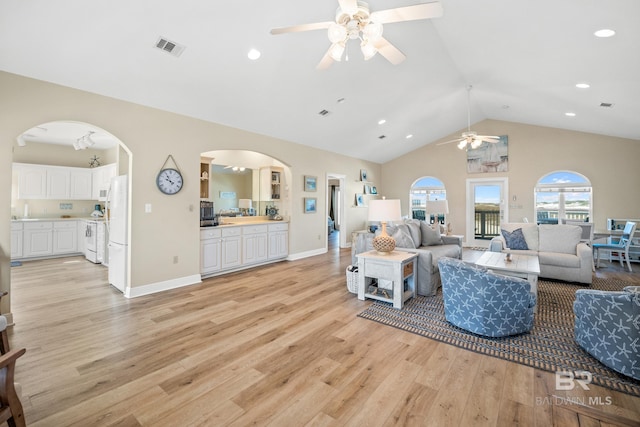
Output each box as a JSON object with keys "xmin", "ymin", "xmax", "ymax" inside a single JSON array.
[
  {"xmin": 10, "ymin": 222, "xmax": 23, "ymax": 259},
  {"xmin": 268, "ymin": 223, "xmax": 288, "ymax": 260},
  {"xmin": 200, "ymin": 228, "xmax": 222, "ymax": 274},
  {"xmin": 92, "ymin": 163, "xmax": 117, "ymax": 199},
  {"xmin": 16, "ymin": 164, "xmax": 47, "ymax": 199},
  {"xmin": 221, "ymin": 228, "xmax": 242, "ymax": 270},
  {"xmin": 242, "ymin": 224, "xmax": 268, "ymax": 265},
  {"xmin": 23, "ymin": 221, "xmax": 53, "ymax": 258},
  {"xmin": 70, "ymin": 169, "xmax": 93, "ymax": 199},
  {"xmin": 53, "ymin": 221, "xmax": 78, "ymax": 254},
  {"xmin": 14, "ymin": 163, "xmax": 99, "ymax": 200},
  {"xmin": 47, "ymin": 167, "xmax": 70, "ymax": 199}
]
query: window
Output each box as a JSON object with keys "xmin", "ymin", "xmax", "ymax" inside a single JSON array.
[
  {"xmin": 535, "ymin": 171, "xmax": 592, "ymax": 224},
  {"xmin": 410, "ymin": 176, "xmax": 446, "ymax": 222}
]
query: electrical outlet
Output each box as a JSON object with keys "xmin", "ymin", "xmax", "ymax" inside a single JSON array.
[{"xmin": 173, "ymin": 256, "xmax": 178, "ymax": 264}]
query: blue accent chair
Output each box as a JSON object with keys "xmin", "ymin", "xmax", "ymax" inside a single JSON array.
[
  {"xmin": 574, "ymin": 286, "xmax": 640, "ymax": 380},
  {"xmin": 438, "ymin": 257, "xmax": 537, "ymax": 337},
  {"xmin": 592, "ymin": 221, "xmax": 637, "ymax": 273}
]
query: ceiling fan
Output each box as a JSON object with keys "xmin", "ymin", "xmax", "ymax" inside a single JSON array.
[
  {"xmin": 438, "ymin": 85, "xmax": 501, "ymax": 150},
  {"xmin": 270, "ymin": 0, "xmax": 443, "ymax": 69}
]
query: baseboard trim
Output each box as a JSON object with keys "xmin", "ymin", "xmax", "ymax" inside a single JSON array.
[
  {"xmin": 288, "ymin": 248, "xmax": 326, "ymax": 261},
  {"xmin": 125, "ymin": 274, "xmax": 202, "ymax": 298}
]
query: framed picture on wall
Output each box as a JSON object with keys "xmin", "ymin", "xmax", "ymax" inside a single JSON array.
[
  {"xmin": 370, "ymin": 186, "xmax": 378, "ymax": 195},
  {"xmin": 304, "ymin": 197, "xmax": 317, "ymax": 213},
  {"xmin": 355, "ymin": 193, "xmax": 365, "ymax": 207},
  {"xmin": 360, "ymin": 169, "xmax": 368, "ymax": 181},
  {"xmin": 304, "ymin": 175, "xmax": 317, "ymax": 192}
]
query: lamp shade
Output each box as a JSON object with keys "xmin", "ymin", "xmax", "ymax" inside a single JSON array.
[
  {"xmin": 238, "ymin": 199, "xmax": 252, "ymax": 209},
  {"xmin": 425, "ymin": 199, "xmax": 449, "ymax": 215},
  {"xmin": 368, "ymin": 199, "xmax": 402, "ymax": 222}
]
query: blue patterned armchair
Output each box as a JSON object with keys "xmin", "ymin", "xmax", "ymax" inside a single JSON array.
[
  {"xmin": 574, "ymin": 286, "xmax": 640, "ymax": 380},
  {"xmin": 438, "ymin": 257, "xmax": 536, "ymax": 337}
]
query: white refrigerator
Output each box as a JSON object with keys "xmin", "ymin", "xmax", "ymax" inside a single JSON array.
[{"xmin": 107, "ymin": 175, "xmax": 128, "ymax": 292}]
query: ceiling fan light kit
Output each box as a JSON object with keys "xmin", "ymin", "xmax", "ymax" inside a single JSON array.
[
  {"xmin": 439, "ymin": 85, "xmax": 501, "ymax": 151},
  {"xmin": 270, "ymin": 0, "xmax": 443, "ymax": 69}
]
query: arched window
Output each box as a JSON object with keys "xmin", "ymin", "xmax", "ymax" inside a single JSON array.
[
  {"xmin": 410, "ymin": 176, "xmax": 446, "ymax": 223},
  {"xmin": 535, "ymin": 171, "xmax": 592, "ymax": 224}
]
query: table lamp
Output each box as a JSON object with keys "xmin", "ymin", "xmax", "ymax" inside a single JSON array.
[
  {"xmin": 368, "ymin": 198, "xmax": 402, "ymax": 254},
  {"xmin": 238, "ymin": 199, "xmax": 252, "ymax": 216}
]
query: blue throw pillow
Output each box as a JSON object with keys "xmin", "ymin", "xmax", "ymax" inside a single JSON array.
[{"xmin": 501, "ymin": 228, "xmax": 529, "ymax": 250}]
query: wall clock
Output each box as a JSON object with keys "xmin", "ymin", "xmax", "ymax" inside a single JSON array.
[{"xmin": 156, "ymin": 155, "xmax": 184, "ymax": 195}]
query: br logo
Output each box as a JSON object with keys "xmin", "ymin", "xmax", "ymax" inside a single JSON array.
[{"xmin": 555, "ymin": 370, "xmax": 592, "ymax": 390}]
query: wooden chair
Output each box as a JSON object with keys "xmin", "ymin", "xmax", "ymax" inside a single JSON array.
[
  {"xmin": 0, "ymin": 302, "xmax": 27, "ymax": 427},
  {"xmin": 0, "ymin": 348, "xmax": 26, "ymax": 427}
]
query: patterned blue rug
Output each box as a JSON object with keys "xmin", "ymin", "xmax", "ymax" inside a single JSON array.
[
  {"xmin": 358, "ymin": 277, "xmax": 640, "ymax": 397},
  {"xmin": 10, "ymin": 261, "xmax": 22, "ymax": 267}
]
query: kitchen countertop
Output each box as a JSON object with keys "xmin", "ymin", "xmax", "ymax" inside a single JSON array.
[
  {"xmin": 201, "ymin": 218, "xmax": 288, "ymax": 229},
  {"xmin": 12, "ymin": 217, "xmax": 105, "ymax": 222}
]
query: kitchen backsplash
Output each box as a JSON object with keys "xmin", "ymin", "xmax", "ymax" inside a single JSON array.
[{"xmin": 11, "ymin": 199, "xmax": 102, "ymax": 219}]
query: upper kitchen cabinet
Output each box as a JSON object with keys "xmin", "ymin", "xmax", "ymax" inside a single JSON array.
[
  {"xmin": 91, "ymin": 163, "xmax": 117, "ymax": 199},
  {"xmin": 14, "ymin": 162, "xmax": 101, "ymax": 200}
]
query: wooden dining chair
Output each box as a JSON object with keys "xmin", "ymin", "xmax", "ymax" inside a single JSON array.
[{"xmin": 0, "ymin": 300, "xmax": 27, "ymax": 427}]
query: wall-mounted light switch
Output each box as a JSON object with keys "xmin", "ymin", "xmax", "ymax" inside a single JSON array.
[{"xmin": 145, "ymin": 203, "xmax": 152, "ymax": 213}]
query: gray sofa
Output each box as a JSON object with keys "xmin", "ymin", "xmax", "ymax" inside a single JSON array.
[
  {"xmin": 489, "ymin": 222, "xmax": 592, "ymax": 284},
  {"xmin": 352, "ymin": 219, "xmax": 462, "ymax": 296}
]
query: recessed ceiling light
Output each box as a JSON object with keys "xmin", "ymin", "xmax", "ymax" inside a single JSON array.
[
  {"xmin": 247, "ymin": 49, "xmax": 261, "ymax": 60},
  {"xmin": 337, "ymin": 98, "xmax": 346, "ymax": 104},
  {"xmin": 594, "ymin": 29, "xmax": 615, "ymax": 38},
  {"xmin": 378, "ymin": 119, "xmax": 386, "ymax": 125},
  {"xmin": 405, "ymin": 134, "xmax": 413, "ymax": 139},
  {"xmin": 565, "ymin": 112, "xmax": 576, "ymax": 117},
  {"xmin": 576, "ymin": 83, "xmax": 590, "ymax": 89}
]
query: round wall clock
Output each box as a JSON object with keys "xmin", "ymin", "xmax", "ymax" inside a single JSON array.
[{"xmin": 156, "ymin": 168, "xmax": 183, "ymax": 195}]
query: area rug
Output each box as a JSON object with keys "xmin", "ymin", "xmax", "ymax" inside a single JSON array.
[
  {"xmin": 358, "ymin": 277, "xmax": 640, "ymax": 397},
  {"xmin": 10, "ymin": 261, "xmax": 22, "ymax": 267}
]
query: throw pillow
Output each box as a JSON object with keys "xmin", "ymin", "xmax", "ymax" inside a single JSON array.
[
  {"xmin": 403, "ymin": 219, "xmax": 422, "ymax": 248},
  {"xmin": 420, "ymin": 221, "xmax": 443, "ymax": 246},
  {"xmin": 501, "ymin": 228, "xmax": 529, "ymax": 250},
  {"xmin": 391, "ymin": 224, "xmax": 416, "ymax": 249}
]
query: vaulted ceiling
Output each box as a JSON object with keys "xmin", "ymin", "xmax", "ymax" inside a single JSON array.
[{"xmin": 2, "ymin": 0, "xmax": 638, "ymax": 163}]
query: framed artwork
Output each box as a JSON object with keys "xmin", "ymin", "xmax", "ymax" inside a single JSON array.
[
  {"xmin": 304, "ymin": 197, "xmax": 317, "ymax": 213},
  {"xmin": 364, "ymin": 184, "xmax": 370, "ymax": 194},
  {"xmin": 360, "ymin": 169, "xmax": 368, "ymax": 181},
  {"xmin": 370, "ymin": 186, "xmax": 378, "ymax": 195},
  {"xmin": 304, "ymin": 175, "xmax": 317, "ymax": 192},
  {"xmin": 467, "ymin": 135, "xmax": 509, "ymax": 173},
  {"xmin": 355, "ymin": 193, "xmax": 365, "ymax": 207}
]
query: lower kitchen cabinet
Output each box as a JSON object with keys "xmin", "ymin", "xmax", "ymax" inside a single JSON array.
[
  {"xmin": 200, "ymin": 222, "xmax": 288, "ymax": 277},
  {"xmin": 23, "ymin": 222, "xmax": 54, "ymax": 258},
  {"xmin": 200, "ymin": 228, "xmax": 222, "ymax": 275},
  {"xmin": 53, "ymin": 221, "xmax": 78, "ymax": 254},
  {"xmin": 11, "ymin": 222, "xmax": 23, "ymax": 259}
]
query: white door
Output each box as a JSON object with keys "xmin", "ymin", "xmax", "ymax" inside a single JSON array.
[{"xmin": 466, "ymin": 178, "xmax": 508, "ymax": 247}]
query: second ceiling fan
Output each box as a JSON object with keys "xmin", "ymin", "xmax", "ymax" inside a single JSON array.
[{"xmin": 270, "ymin": 0, "xmax": 443, "ymax": 69}]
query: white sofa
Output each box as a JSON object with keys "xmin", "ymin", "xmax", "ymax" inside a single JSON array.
[{"xmin": 489, "ymin": 223, "xmax": 592, "ymax": 284}]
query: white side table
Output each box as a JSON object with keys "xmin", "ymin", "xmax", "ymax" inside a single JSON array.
[{"xmin": 356, "ymin": 250, "xmax": 418, "ymax": 309}]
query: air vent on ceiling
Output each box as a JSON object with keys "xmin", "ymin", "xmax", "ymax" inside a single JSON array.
[
  {"xmin": 318, "ymin": 109, "xmax": 331, "ymax": 116},
  {"xmin": 599, "ymin": 102, "xmax": 614, "ymax": 108},
  {"xmin": 155, "ymin": 37, "xmax": 185, "ymax": 57},
  {"xmin": 378, "ymin": 135, "xmax": 386, "ymax": 139}
]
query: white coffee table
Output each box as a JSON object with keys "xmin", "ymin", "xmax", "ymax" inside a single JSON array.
[{"xmin": 474, "ymin": 251, "xmax": 540, "ymax": 310}]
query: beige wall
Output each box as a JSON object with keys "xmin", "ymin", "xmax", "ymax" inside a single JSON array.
[
  {"xmin": 382, "ymin": 119, "xmax": 640, "ymax": 239},
  {"xmin": 0, "ymin": 71, "xmax": 380, "ymax": 314}
]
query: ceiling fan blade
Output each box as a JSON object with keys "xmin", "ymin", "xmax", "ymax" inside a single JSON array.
[
  {"xmin": 373, "ymin": 37, "xmax": 406, "ymax": 65},
  {"xmin": 338, "ymin": 0, "xmax": 359, "ymax": 15},
  {"xmin": 479, "ymin": 136, "xmax": 501, "ymax": 142},
  {"xmin": 316, "ymin": 45, "xmax": 336, "ymax": 70},
  {"xmin": 437, "ymin": 138, "xmax": 463, "ymax": 146},
  {"xmin": 370, "ymin": 2, "xmax": 443, "ymax": 24},
  {"xmin": 270, "ymin": 21, "xmax": 332, "ymax": 35}
]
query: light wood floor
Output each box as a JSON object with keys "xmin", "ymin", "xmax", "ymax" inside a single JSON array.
[{"xmin": 7, "ymin": 241, "xmax": 640, "ymax": 427}]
